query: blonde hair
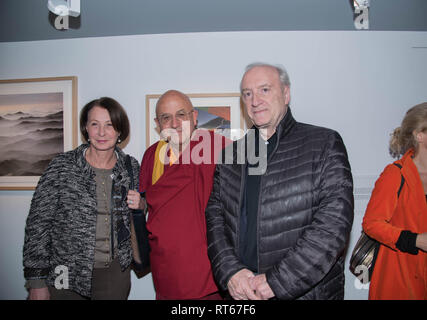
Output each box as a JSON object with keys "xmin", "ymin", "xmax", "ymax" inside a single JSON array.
[{"xmin": 389, "ymin": 102, "xmax": 427, "ymax": 158}]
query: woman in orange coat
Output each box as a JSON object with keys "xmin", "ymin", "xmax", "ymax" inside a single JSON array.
[{"xmin": 363, "ymin": 102, "xmax": 427, "ymax": 300}]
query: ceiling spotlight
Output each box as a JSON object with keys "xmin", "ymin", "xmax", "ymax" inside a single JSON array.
[
  {"xmin": 352, "ymin": 0, "xmax": 370, "ymax": 10},
  {"xmin": 350, "ymin": 0, "xmax": 370, "ymax": 30},
  {"xmin": 47, "ymin": 0, "xmax": 80, "ymax": 17}
]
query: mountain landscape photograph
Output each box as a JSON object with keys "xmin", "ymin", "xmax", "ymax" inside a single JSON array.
[{"xmin": 0, "ymin": 92, "xmax": 64, "ymax": 176}]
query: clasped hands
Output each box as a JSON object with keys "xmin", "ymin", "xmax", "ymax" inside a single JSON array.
[{"xmin": 227, "ymin": 268, "xmax": 275, "ymax": 300}]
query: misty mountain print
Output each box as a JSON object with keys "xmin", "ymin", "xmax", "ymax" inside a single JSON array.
[{"xmin": 0, "ymin": 110, "xmax": 63, "ymax": 176}]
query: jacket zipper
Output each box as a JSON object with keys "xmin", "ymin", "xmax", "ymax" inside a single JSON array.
[
  {"xmin": 256, "ymin": 175, "xmax": 262, "ymax": 274},
  {"xmin": 256, "ymin": 132, "xmax": 279, "ymax": 273}
]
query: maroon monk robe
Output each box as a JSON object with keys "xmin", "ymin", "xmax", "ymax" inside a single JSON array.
[{"xmin": 139, "ymin": 130, "xmax": 226, "ymax": 299}]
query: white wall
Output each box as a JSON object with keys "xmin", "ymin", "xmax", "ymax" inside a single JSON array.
[{"xmin": 1, "ymin": 31, "xmax": 426, "ymax": 300}]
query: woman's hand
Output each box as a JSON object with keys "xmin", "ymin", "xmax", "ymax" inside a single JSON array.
[
  {"xmin": 416, "ymin": 232, "xmax": 427, "ymax": 252},
  {"xmin": 127, "ymin": 190, "xmax": 145, "ymax": 211},
  {"xmin": 28, "ymin": 287, "xmax": 50, "ymax": 300}
]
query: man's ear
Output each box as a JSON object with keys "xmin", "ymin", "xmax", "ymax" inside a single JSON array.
[
  {"xmin": 283, "ymin": 86, "xmax": 291, "ymax": 105},
  {"xmin": 192, "ymin": 109, "xmax": 199, "ymax": 124},
  {"xmin": 154, "ymin": 117, "xmax": 162, "ymax": 136}
]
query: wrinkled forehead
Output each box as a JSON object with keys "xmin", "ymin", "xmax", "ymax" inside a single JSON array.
[
  {"xmin": 156, "ymin": 93, "xmax": 193, "ymax": 116},
  {"xmin": 241, "ymin": 66, "xmax": 281, "ymax": 90}
]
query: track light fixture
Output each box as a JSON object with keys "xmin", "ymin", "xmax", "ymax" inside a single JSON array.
[
  {"xmin": 47, "ymin": 0, "xmax": 80, "ymax": 17},
  {"xmin": 350, "ymin": 0, "xmax": 370, "ymax": 30},
  {"xmin": 47, "ymin": 0, "xmax": 80, "ymax": 30}
]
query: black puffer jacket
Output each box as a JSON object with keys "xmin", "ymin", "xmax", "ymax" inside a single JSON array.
[{"xmin": 206, "ymin": 109, "xmax": 354, "ymax": 300}]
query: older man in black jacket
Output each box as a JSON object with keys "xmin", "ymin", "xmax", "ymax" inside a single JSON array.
[{"xmin": 205, "ymin": 63, "xmax": 354, "ymax": 300}]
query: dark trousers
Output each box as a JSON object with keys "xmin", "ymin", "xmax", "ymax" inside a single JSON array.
[{"xmin": 49, "ymin": 259, "xmax": 131, "ymax": 300}]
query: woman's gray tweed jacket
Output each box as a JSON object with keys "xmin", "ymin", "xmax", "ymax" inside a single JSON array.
[{"xmin": 23, "ymin": 144, "xmax": 140, "ymax": 298}]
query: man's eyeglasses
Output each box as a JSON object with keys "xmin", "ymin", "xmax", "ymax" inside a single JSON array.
[{"xmin": 157, "ymin": 109, "xmax": 194, "ymax": 125}]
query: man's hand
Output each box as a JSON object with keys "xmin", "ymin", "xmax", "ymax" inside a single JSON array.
[
  {"xmin": 227, "ymin": 269, "xmax": 260, "ymax": 300},
  {"xmin": 28, "ymin": 287, "xmax": 50, "ymax": 300},
  {"xmin": 249, "ymin": 274, "xmax": 275, "ymax": 300}
]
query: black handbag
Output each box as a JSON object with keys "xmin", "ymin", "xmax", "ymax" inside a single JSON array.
[
  {"xmin": 125, "ymin": 155, "xmax": 150, "ymax": 272},
  {"xmin": 349, "ymin": 162, "xmax": 405, "ymax": 283},
  {"xmin": 349, "ymin": 231, "xmax": 380, "ymax": 282}
]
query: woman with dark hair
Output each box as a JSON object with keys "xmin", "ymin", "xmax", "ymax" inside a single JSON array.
[
  {"xmin": 363, "ymin": 102, "xmax": 427, "ymax": 300},
  {"xmin": 23, "ymin": 97, "xmax": 144, "ymax": 300}
]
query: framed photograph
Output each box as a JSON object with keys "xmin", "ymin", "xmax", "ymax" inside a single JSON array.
[
  {"xmin": 0, "ymin": 76, "xmax": 78, "ymax": 190},
  {"xmin": 145, "ymin": 93, "xmax": 245, "ymax": 147}
]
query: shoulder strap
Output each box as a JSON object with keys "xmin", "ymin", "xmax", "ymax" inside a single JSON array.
[
  {"xmin": 125, "ymin": 155, "xmax": 134, "ymax": 190},
  {"xmin": 392, "ymin": 163, "xmax": 405, "ymax": 198},
  {"xmin": 368, "ymin": 162, "xmax": 404, "ymax": 279}
]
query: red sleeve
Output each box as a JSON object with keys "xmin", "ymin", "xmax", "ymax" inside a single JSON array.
[{"xmin": 362, "ymin": 164, "xmax": 404, "ymax": 250}]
